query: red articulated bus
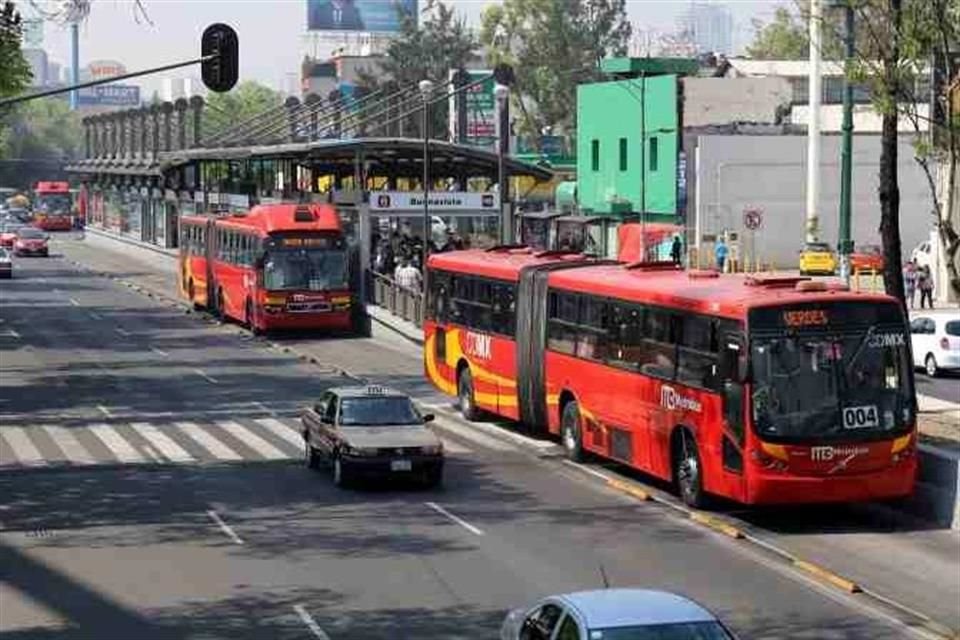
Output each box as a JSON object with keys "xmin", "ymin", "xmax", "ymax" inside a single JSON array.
[
  {"xmin": 424, "ymin": 247, "xmax": 917, "ymax": 507},
  {"xmin": 179, "ymin": 203, "xmax": 353, "ymax": 333},
  {"xmin": 33, "ymin": 181, "xmax": 74, "ymax": 231}
]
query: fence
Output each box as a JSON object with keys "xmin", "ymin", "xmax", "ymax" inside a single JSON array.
[{"xmin": 371, "ymin": 272, "xmax": 423, "ymax": 327}]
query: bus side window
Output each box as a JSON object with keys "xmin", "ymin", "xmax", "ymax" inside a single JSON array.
[
  {"xmin": 577, "ymin": 296, "xmax": 607, "ymax": 362},
  {"xmin": 677, "ymin": 315, "xmax": 719, "ymax": 391},
  {"xmin": 547, "ymin": 293, "xmax": 578, "ymax": 356},
  {"xmin": 639, "ymin": 308, "xmax": 677, "ymax": 379},
  {"xmin": 491, "ymin": 282, "xmax": 516, "ymax": 336}
]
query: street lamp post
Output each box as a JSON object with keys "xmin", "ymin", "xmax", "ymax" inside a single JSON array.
[
  {"xmin": 494, "ymin": 83, "xmax": 510, "ymax": 244},
  {"xmin": 419, "ymin": 79, "xmax": 434, "ymax": 283},
  {"xmin": 837, "ymin": 1, "xmax": 856, "ymax": 283}
]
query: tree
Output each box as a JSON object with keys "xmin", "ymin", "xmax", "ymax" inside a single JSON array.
[
  {"xmin": 0, "ymin": 0, "xmax": 30, "ymax": 100},
  {"xmin": 1, "ymin": 99, "xmax": 82, "ymax": 161},
  {"xmin": 746, "ymin": 7, "xmax": 809, "ymax": 59},
  {"xmin": 359, "ymin": 0, "xmax": 478, "ymax": 137},
  {"xmin": 479, "ymin": 0, "xmax": 632, "ymax": 144},
  {"xmin": 202, "ymin": 80, "xmax": 284, "ymax": 141},
  {"xmin": 840, "ymin": 0, "xmax": 960, "ymax": 301}
]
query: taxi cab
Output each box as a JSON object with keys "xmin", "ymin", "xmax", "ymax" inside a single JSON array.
[
  {"xmin": 799, "ymin": 242, "xmax": 837, "ymax": 275},
  {"xmin": 301, "ymin": 385, "xmax": 444, "ymax": 488}
]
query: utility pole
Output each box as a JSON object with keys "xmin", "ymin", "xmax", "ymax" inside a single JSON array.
[
  {"xmin": 837, "ymin": 1, "xmax": 856, "ymax": 282},
  {"xmin": 806, "ymin": 0, "xmax": 822, "ymax": 244},
  {"xmin": 69, "ymin": 21, "xmax": 79, "ymax": 110}
]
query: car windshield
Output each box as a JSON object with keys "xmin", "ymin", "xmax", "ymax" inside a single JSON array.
[
  {"xmin": 262, "ymin": 248, "xmax": 348, "ymax": 291},
  {"xmin": 751, "ymin": 327, "xmax": 913, "ymax": 442},
  {"xmin": 18, "ymin": 228, "xmax": 43, "ymax": 239},
  {"xmin": 339, "ymin": 397, "xmax": 421, "ymax": 426},
  {"xmin": 590, "ymin": 621, "xmax": 734, "ymax": 639},
  {"xmin": 945, "ymin": 320, "xmax": 960, "ymax": 337}
]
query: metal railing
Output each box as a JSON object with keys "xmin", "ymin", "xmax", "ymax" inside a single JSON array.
[{"xmin": 371, "ymin": 272, "xmax": 423, "ymax": 327}]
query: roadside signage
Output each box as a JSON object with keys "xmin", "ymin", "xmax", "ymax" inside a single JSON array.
[
  {"xmin": 743, "ymin": 207, "xmax": 763, "ymax": 231},
  {"xmin": 370, "ymin": 191, "xmax": 497, "ymax": 212},
  {"xmin": 77, "ymin": 84, "xmax": 141, "ymax": 107},
  {"xmin": 448, "ymin": 69, "xmax": 496, "ymax": 149}
]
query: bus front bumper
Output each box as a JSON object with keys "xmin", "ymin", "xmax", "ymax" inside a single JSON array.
[{"xmin": 745, "ymin": 459, "xmax": 917, "ymax": 505}]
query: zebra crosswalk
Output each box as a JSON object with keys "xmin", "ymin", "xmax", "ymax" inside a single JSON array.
[{"xmin": 0, "ymin": 416, "xmax": 474, "ymax": 471}]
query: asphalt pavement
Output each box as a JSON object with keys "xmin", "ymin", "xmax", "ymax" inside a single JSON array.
[{"xmin": 0, "ymin": 236, "xmax": 953, "ymax": 639}]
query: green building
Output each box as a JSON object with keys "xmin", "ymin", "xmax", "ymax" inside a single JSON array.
[{"xmin": 576, "ymin": 58, "xmax": 696, "ymax": 223}]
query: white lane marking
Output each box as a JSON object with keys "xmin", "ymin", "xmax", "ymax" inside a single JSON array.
[
  {"xmin": 293, "ymin": 605, "xmax": 331, "ymax": 640},
  {"xmin": 88, "ymin": 312, "xmax": 102, "ymax": 320},
  {"xmin": 42, "ymin": 426, "xmax": 96, "ymax": 465},
  {"xmin": 253, "ymin": 401, "xmax": 275, "ymax": 416},
  {"xmin": 1, "ymin": 329, "xmax": 20, "ymax": 339},
  {"xmin": 425, "ymin": 501, "xmax": 484, "ymax": 536},
  {"xmin": 130, "ymin": 422, "xmax": 195, "ymax": 463},
  {"xmin": 217, "ymin": 420, "xmax": 287, "ymax": 460},
  {"xmin": 194, "ymin": 369, "xmax": 218, "ymax": 384},
  {"xmin": 428, "ymin": 415, "xmax": 512, "ymax": 451},
  {"xmin": 253, "ymin": 417, "xmax": 305, "ymax": 450},
  {"xmin": 206, "ymin": 509, "xmax": 244, "ymax": 545},
  {"xmin": 562, "ymin": 459, "xmax": 614, "ymax": 482},
  {"xmin": 176, "ymin": 422, "xmax": 242, "ymax": 461},
  {"xmin": 97, "ymin": 405, "xmax": 112, "ymax": 418},
  {"xmin": 69, "ymin": 298, "xmax": 80, "ymax": 307},
  {"xmin": 439, "ymin": 437, "xmax": 471, "ymax": 455},
  {"xmin": 115, "ymin": 327, "xmax": 131, "ymax": 337},
  {"xmin": 150, "ymin": 346, "xmax": 169, "ymax": 357},
  {"xmin": 88, "ymin": 424, "xmax": 146, "ymax": 464},
  {"xmin": 0, "ymin": 428, "xmax": 47, "ymax": 467},
  {"xmin": 52, "ymin": 287, "xmax": 61, "ymax": 293}
]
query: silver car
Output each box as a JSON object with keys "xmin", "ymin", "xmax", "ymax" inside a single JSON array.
[
  {"xmin": 500, "ymin": 589, "xmax": 736, "ymax": 640},
  {"xmin": 301, "ymin": 385, "xmax": 444, "ymax": 488}
]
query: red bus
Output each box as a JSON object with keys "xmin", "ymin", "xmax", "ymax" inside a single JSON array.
[
  {"xmin": 179, "ymin": 203, "xmax": 353, "ymax": 333},
  {"xmin": 33, "ymin": 181, "xmax": 74, "ymax": 231},
  {"xmin": 424, "ymin": 247, "xmax": 917, "ymax": 507}
]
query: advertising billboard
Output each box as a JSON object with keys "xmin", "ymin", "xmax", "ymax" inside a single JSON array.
[
  {"xmin": 306, "ymin": 0, "xmax": 417, "ymax": 32},
  {"xmin": 448, "ymin": 69, "xmax": 496, "ymax": 149},
  {"xmin": 77, "ymin": 84, "xmax": 141, "ymax": 107}
]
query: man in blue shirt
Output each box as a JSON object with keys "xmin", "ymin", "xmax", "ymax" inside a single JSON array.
[{"xmin": 715, "ymin": 238, "xmax": 728, "ymax": 272}]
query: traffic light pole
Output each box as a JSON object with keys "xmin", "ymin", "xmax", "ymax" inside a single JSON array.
[
  {"xmin": 838, "ymin": 2, "xmax": 855, "ymax": 282},
  {"xmin": 0, "ymin": 55, "xmax": 213, "ymax": 108}
]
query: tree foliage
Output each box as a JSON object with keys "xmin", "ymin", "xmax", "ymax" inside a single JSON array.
[
  {"xmin": 479, "ymin": 0, "xmax": 632, "ymax": 143},
  {"xmin": 1, "ymin": 99, "xmax": 82, "ymax": 161},
  {"xmin": 202, "ymin": 80, "xmax": 284, "ymax": 140},
  {"xmin": 0, "ymin": 0, "xmax": 31, "ymax": 100},
  {"xmin": 746, "ymin": 7, "xmax": 809, "ymax": 59}
]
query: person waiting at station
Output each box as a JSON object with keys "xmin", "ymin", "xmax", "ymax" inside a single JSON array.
[
  {"xmin": 394, "ymin": 257, "xmax": 422, "ymax": 294},
  {"xmin": 715, "ymin": 238, "xmax": 729, "ymax": 272},
  {"xmin": 670, "ymin": 235, "xmax": 683, "ymax": 266}
]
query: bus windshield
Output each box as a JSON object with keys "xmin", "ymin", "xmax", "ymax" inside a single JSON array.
[
  {"xmin": 750, "ymin": 328, "xmax": 913, "ymax": 442},
  {"xmin": 263, "ymin": 247, "xmax": 348, "ymax": 291},
  {"xmin": 36, "ymin": 194, "xmax": 71, "ymax": 214}
]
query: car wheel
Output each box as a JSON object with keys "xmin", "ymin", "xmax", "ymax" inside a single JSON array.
[
  {"xmin": 561, "ymin": 400, "xmax": 584, "ymax": 462},
  {"xmin": 925, "ymin": 354, "xmax": 940, "ymax": 378},
  {"xmin": 332, "ymin": 455, "xmax": 351, "ymax": 487},
  {"xmin": 674, "ymin": 430, "xmax": 706, "ymax": 508},
  {"xmin": 423, "ymin": 467, "xmax": 443, "ymax": 489},
  {"xmin": 457, "ymin": 367, "xmax": 481, "ymax": 422},
  {"xmin": 304, "ymin": 441, "xmax": 321, "ymax": 470}
]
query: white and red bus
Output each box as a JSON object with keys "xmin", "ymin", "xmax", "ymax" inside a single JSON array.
[
  {"xmin": 424, "ymin": 247, "xmax": 917, "ymax": 507},
  {"xmin": 33, "ymin": 181, "xmax": 74, "ymax": 231},
  {"xmin": 179, "ymin": 203, "xmax": 353, "ymax": 333}
]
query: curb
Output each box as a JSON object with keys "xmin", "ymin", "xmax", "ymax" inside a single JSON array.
[
  {"xmin": 793, "ymin": 559, "xmax": 861, "ymax": 593},
  {"xmin": 84, "ymin": 226, "xmax": 178, "ymax": 259}
]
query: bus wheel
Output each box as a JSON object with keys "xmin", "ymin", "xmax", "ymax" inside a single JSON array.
[
  {"xmin": 332, "ymin": 454, "xmax": 352, "ymax": 488},
  {"xmin": 457, "ymin": 368, "xmax": 481, "ymax": 422},
  {"xmin": 561, "ymin": 400, "xmax": 584, "ymax": 462},
  {"xmin": 674, "ymin": 430, "xmax": 705, "ymax": 508}
]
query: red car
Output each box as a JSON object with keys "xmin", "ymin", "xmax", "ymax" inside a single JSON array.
[
  {"xmin": 13, "ymin": 227, "xmax": 49, "ymax": 256},
  {"xmin": 850, "ymin": 244, "xmax": 885, "ymax": 273},
  {"xmin": 0, "ymin": 222, "xmax": 26, "ymax": 248}
]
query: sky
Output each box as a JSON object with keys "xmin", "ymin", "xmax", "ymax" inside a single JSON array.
[{"xmin": 28, "ymin": 0, "xmax": 784, "ymax": 96}]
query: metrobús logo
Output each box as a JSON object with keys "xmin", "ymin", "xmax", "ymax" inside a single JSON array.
[
  {"xmin": 464, "ymin": 331, "xmax": 492, "ymax": 360},
  {"xmin": 810, "ymin": 445, "xmax": 869, "ymax": 462},
  {"xmin": 660, "ymin": 385, "xmax": 702, "ymax": 413}
]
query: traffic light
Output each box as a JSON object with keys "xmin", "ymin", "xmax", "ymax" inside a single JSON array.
[{"xmin": 201, "ymin": 23, "xmax": 239, "ymax": 93}]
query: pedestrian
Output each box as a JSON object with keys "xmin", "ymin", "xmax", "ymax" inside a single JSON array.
[
  {"xmin": 670, "ymin": 235, "xmax": 683, "ymax": 266},
  {"xmin": 903, "ymin": 260, "xmax": 917, "ymax": 309},
  {"xmin": 918, "ymin": 264, "xmax": 934, "ymax": 309},
  {"xmin": 715, "ymin": 238, "xmax": 728, "ymax": 272},
  {"xmin": 394, "ymin": 257, "xmax": 422, "ymax": 294}
]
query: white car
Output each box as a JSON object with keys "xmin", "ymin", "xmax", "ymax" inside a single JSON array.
[{"xmin": 910, "ymin": 311, "xmax": 960, "ymax": 377}]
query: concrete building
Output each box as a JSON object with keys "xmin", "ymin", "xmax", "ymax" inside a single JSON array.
[
  {"xmin": 726, "ymin": 59, "xmax": 930, "ymax": 133},
  {"xmin": 22, "ymin": 48, "xmax": 49, "ymax": 87}
]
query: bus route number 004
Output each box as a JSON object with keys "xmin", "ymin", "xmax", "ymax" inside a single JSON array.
[{"xmin": 842, "ymin": 405, "xmax": 879, "ymax": 430}]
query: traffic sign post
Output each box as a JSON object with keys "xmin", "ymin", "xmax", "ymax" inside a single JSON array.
[{"xmin": 743, "ymin": 207, "xmax": 763, "ymax": 272}]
